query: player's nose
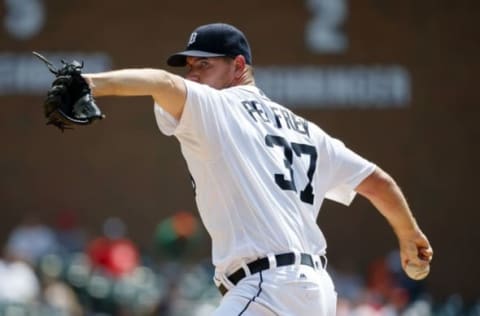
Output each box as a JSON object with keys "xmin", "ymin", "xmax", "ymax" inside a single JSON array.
[{"xmin": 185, "ymin": 70, "xmax": 200, "ymax": 82}]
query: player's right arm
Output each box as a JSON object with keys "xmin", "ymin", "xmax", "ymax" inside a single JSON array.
[
  {"xmin": 355, "ymin": 167, "xmax": 433, "ymax": 275},
  {"xmin": 83, "ymin": 69, "xmax": 187, "ymax": 120}
]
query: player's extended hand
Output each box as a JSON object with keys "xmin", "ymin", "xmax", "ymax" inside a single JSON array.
[{"xmin": 398, "ymin": 228, "xmax": 433, "ymax": 280}]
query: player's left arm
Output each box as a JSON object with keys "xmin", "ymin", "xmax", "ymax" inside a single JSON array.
[
  {"xmin": 355, "ymin": 167, "xmax": 433, "ymax": 277},
  {"xmin": 83, "ymin": 69, "xmax": 187, "ymax": 119}
]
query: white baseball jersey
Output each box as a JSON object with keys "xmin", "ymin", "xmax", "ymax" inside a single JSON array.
[{"xmin": 154, "ymin": 80, "xmax": 376, "ymax": 274}]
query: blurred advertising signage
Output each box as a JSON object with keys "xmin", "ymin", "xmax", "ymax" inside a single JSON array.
[
  {"xmin": 258, "ymin": 0, "xmax": 411, "ymax": 108},
  {"xmin": 1, "ymin": 0, "xmax": 411, "ymax": 108},
  {"xmin": 1, "ymin": 1, "xmax": 112, "ymax": 95},
  {"xmin": 255, "ymin": 66, "xmax": 410, "ymax": 109},
  {"xmin": 0, "ymin": 53, "xmax": 112, "ymax": 95}
]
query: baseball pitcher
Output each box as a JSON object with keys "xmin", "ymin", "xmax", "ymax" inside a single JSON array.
[{"xmin": 37, "ymin": 23, "xmax": 433, "ymax": 315}]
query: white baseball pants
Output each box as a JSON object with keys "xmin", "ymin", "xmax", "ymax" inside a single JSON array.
[{"xmin": 213, "ymin": 264, "xmax": 337, "ymax": 315}]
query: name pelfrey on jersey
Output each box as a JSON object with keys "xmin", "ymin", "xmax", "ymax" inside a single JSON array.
[{"xmin": 241, "ymin": 99, "xmax": 310, "ymax": 138}]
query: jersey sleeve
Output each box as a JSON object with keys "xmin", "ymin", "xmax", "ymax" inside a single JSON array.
[
  {"xmin": 319, "ymin": 132, "xmax": 376, "ymax": 206},
  {"xmin": 153, "ymin": 79, "xmax": 228, "ymax": 159},
  {"xmin": 153, "ymin": 104, "xmax": 178, "ymax": 136}
]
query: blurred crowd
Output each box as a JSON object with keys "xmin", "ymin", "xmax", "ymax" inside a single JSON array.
[{"xmin": 0, "ymin": 210, "xmax": 478, "ymax": 316}]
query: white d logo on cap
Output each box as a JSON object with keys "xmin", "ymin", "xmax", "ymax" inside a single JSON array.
[{"xmin": 188, "ymin": 32, "xmax": 197, "ymax": 45}]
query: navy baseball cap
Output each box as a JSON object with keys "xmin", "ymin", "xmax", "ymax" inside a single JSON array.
[{"xmin": 167, "ymin": 23, "xmax": 252, "ymax": 67}]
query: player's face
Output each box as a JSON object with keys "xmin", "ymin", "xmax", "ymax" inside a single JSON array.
[{"xmin": 185, "ymin": 57, "xmax": 236, "ymax": 89}]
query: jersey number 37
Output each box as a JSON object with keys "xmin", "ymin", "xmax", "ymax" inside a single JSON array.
[{"xmin": 265, "ymin": 134, "xmax": 317, "ymax": 205}]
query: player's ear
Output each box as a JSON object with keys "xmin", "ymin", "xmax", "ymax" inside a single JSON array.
[{"xmin": 233, "ymin": 55, "xmax": 246, "ymax": 77}]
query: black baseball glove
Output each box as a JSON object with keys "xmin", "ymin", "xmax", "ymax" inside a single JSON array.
[{"xmin": 33, "ymin": 51, "xmax": 105, "ymax": 132}]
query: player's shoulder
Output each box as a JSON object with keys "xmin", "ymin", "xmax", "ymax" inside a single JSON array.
[
  {"xmin": 224, "ymin": 84, "xmax": 270, "ymax": 99},
  {"xmin": 184, "ymin": 80, "xmax": 251, "ymax": 103}
]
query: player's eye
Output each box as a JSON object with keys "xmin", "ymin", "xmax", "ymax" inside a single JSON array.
[{"xmin": 199, "ymin": 60, "xmax": 209, "ymax": 68}]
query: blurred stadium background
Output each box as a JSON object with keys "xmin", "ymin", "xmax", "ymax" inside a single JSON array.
[{"xmin": 0, "ymin": 0, "xmax": 478, "ymax": 315}]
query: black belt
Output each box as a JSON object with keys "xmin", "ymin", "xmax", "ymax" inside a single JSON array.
[{"xmin": 218, "ymin": 252, "xmax": 325, "ymax": 295}]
